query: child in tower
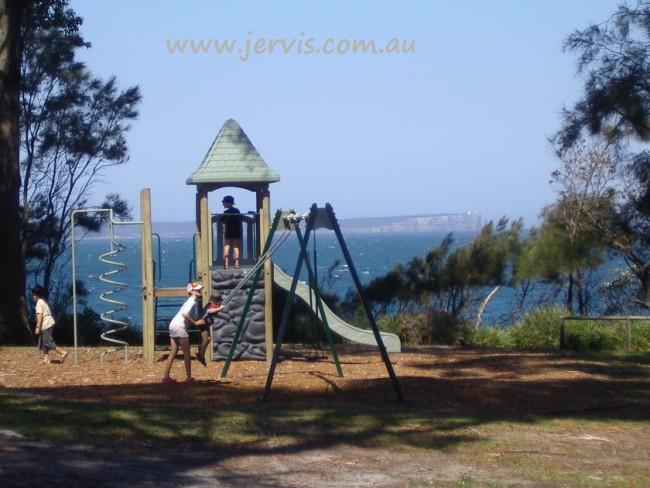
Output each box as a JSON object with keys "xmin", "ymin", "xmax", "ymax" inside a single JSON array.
[{"xmin": 220, "ymin": 195, "xmax": 243, "ymax": 269}]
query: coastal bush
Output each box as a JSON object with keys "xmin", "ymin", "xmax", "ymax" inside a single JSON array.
[
  {"xmin": 626, "ymin": 322, "xmax": 650, "ymax": 351},
  {"xmin": 427, "ymin": 310, "xmax": 463, "ymax": 344},
  {"xmin": 510, "ymin": 307, "xmax": 563, "ymax": 350},
  {"xmin": 56, "ymin": 310, "xmax": 143, "ymax": 347},
  {"xmin": 563, "ymin": 320, "xmax": 621, "ymax": 352},
  {"xmin": 378, "ymin": 310, "xmax": 463, "ymax": 345},
  {"xmin": 461, "ymin": 325, "xmax": 515, "ymax": 349},
  {"xmin": 564, "ymin": 319, "xmax": 650, "ymax": 352},
  {"xmin": 461, "ymin": 311, "xmax": 650, "ymax": 353},
  {"xmin": 55, "ymin": 309, "xmax": 104, "ymax": 346},
  {"xmin": 378, "ymin": 313, "xmax": 426, "ymax": 345}
]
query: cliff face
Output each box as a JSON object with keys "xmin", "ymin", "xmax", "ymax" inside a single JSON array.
[{"xmin": 338, "ymin": 213, "xmax": 482, "ymax": 233}]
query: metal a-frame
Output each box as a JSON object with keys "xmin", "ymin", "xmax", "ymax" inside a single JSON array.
[
  {"xmin": 220, "ymin": 209, "xmax": 343, "ymax": 379},
  {"xmin": 263, "ymin": 203, "xmax": 405, "ymax": 403}
]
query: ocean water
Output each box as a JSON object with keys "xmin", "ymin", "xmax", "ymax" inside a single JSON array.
[
  {"xmin": 71, "ymin": 230, "xmax": 619, "ymax": 330},
  {"xmin": 73, "ymin": 231, "xmax": 475, "ymax": 328}
]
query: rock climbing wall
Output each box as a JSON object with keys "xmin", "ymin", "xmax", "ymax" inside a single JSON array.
[{"xmin": 211, "ymin": 268, "xmax": 266, "ymax": 360}]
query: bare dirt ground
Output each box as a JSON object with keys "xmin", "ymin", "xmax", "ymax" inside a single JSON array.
[{"xmin": 1, "ymin": 345, "xmax": 649, "ymax": 487}]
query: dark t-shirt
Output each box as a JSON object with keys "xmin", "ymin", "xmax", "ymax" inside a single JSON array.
[{"xmin": 221, "ymin": 207, "xmax": 243, "ymax": 239}]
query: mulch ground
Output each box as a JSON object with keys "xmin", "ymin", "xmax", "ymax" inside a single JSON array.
[
  {"xmin": 2, "ymin": 345, "xmax": 650, "ymax": 487},
  {"xmin": 1, "ymin": 345, "xmax": 648, "ymax": 414}
]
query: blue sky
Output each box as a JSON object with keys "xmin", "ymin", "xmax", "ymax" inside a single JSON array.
[{"xmin": 69, "ymin": 0, "xmax": 621, "ymax": 224}]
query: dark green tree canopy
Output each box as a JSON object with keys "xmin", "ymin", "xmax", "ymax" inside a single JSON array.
[
  {"xmin": 555, "ymin": 1, "xmax": 650, "ymax": 308},
  {"xmin": 363, "ymin": 219, "xmax": 523, "ymax": 318},
  {"xmin": 20, "ymin": 0, "xmax": 141, "ymax": 300},
  {"xmin": 556, "ymin": 1, "xmax": 650, "ymax": 150}
]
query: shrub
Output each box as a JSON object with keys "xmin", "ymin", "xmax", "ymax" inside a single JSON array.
[
  {"xmin": 462, "ymin": 325, "xmax": 515, "ymax": 349},
  {"xmin": 427, "ymin": 309, "xmax": 463, "ymax": 344},
  {"xmin": 461, "ymin": 311, "xmax": 650, "ymax": 353},
  {"xmin": 563, "ymin": 320, "xmax": 621, "ymax": 351},
  {"xmin": 55, "ymin": 308, "xmax": 104, "ymax": 346},
  {"xmin": 378, "ymin": 310, "xmax": 463, "ymax": 345},
  {"xmin": 511, "ymin": 307, "xmax": 563, "ymax": 350},
  {"xmin": 378, "ymin": 313, "xmax": 427, "ymax": 346},
  {"xmin": 627, "ymin": 321, "xmax": 650, "ymax": 351}
]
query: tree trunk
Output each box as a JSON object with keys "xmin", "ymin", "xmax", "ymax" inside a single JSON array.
[
  {"xmin": 0, "ymin": 0, "xmax": 30, "ymax": 343},
  {"xmin": 475, "ymin": 285, "xmax": 501, "ymax": 330},
  {"xmin": 566, "ymin": 273, "xmax": 574, "ymax": 314},
  {"xmin": 639, "ymin": 268, "xmax": 650, "ymax": 310},
  {"xmin": 573, "ymin": 269, "xmax": 585, "ymax": 315}
]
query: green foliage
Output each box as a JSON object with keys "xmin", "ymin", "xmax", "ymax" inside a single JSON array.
[
  {"xmin": 510, "ymin": 307, "xmax": 563, "ymax": 350},
  {"xmin": 626, "ymin": 322, "xmax": 650, "ymax": 351},
  {"xmin": 563, "ymin": 320, "xmax": 650, "ymax": 352},
  {"xmin": 20, "ymin": 0, "xmax": 141, "ymax": 292},
  {"xmin": 563, "ymin": 320, "xmax": 622, "ymax": 352},
  {"xmin": 271, "ymin": 285, "xmax": 342, "ymax": 345},
  {"xmin": 363, "ymin": 218, "xmax": 524, "ymax": 319},
  {"xmin": 516, "ymin": 221, "xmax": 604, "ymax": 284},
  {"xmin": 54, "ymin": 308, "xmax": 103, "ymax": 346},
  {"xmin": 463, "ymin": 311, "xmax": 650, "ymax": 353},
  {"xmin": 461, "ymin": 325, "xmax": 514, "ymax": 349},
  {"xmin": 514, "ymin": 194, "xmax": 608, "ymax": 315},
  {"xmin": 378, "ymin": 314, "xmax": 426, "ymax": 346},
  {"xmin": 54, "ymin": 308, "xmax": 142, "ymax": 347},
  {"xmin": 556, "ymin": 2, "xmax": 650, "ymax": 148},
  {"xmin": 555, "ymin": 1, "xmax": 650, "ymax": 307},
  {"xmin": 377, "ymin": 311, "xmax": 463, "ymax": 346}
]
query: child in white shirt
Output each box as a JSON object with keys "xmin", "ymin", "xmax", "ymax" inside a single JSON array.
[
  {"xmin": 162, "ymin": 281, "xmax": 205, "ymax": 383},
  {"xmin": 32, "ymin": 286, "xmax": 67, "ymax": 364}
]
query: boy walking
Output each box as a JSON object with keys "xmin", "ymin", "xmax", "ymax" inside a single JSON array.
[{"xmin": 32, "ymin": 286, "xmax": 68, "ymax": 364}]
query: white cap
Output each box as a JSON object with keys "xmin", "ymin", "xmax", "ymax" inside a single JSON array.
[{"xmin": 186, "ymin": 281, "xmax": 204, "ymax": 293}]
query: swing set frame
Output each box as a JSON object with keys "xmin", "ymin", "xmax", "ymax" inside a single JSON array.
[{"xmin": 219, "ymin": 203, "xmax": 404, "ymax": 403}]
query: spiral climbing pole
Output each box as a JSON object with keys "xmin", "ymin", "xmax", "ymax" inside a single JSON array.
[
  {"xmin": 70, "ymin": 205, "xmax": 144, "ymax": 363},
  {"xmin": 98, "ymin": 237, "xmax": 130, "ymax": 363}
]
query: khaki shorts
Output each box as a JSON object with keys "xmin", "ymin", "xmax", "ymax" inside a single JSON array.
[
  {"xmin": 38, "ymin": 327, "xmax": 56, "ymax": 352},
  {"xmin": 169, "ymin": 323, "xmax": 188, "ymax": 338}
]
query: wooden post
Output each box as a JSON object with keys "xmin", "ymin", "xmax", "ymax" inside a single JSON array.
[
  {"xmin": 626, "ymin": 319, "xmax": 632, "ymax": 352},
  {"xmin": 259, "ymin": 187, "xmax": 273, "ymax": 364},
  {"xmin": 197, "ymin": 188, "xmax": 213, "ymax": 360},
  {"xmin": 195, "ymin": 191, "xmax": 203, "ymax": 278},
  {"xmin": 140, "ymin": 188, "xmax": 155, "ymax": 363}
]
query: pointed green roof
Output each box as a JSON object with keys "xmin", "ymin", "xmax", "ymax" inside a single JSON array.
[{"xmin": 186, "ymin": 119, "xmax": 280, "ymax": 186}]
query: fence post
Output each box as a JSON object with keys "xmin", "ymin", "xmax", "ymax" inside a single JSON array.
[
  {"xmin": 626, "ymin": 319, "xmax": 632, "ymax": 352},
  {"xmin": 560, "ymin": 318, "xmax": 566, "ymax": 350}
]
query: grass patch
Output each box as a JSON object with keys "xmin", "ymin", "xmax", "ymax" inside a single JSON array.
[
  {"xmin": 0, "ymin": 390, "xmax": 482, "ymax": 451},
  {"xmin": 2, "ymin": 389, "xmax": 649, "ymax": 488}
]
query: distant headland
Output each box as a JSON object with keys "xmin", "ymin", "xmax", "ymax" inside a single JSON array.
[{"xmin": 338, "ymin": 213, "xmax": 482, "ymax": 234}]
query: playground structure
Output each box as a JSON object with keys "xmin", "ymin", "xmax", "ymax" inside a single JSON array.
[{"xmin": 71, "ymin": 119, "xmax": 403, "ymax": 399}]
